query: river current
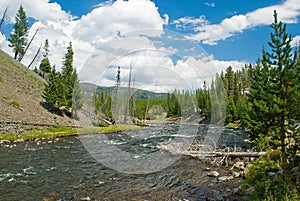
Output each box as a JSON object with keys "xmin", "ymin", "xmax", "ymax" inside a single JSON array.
[{"xmin": 0, "ymin": 124, "xmax": 249, "ymax": 200}]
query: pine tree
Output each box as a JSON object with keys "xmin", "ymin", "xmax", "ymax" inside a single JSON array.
[
  {"xmin": 39, "ymin": 39, "xmax": 51, "ymax": 78},
  {"xmin": 295, "ymin": 44, "xmax": 300, "ymax": 120},
  {"xmin": 42, "ymin": 65, "xmax": 59, "ymax": 106},
  {"xmin": 62, "ymin": 41, "xmax": 74, "ymax": 78},
  {"xmin": 9, "ymin": 5, "xmax": 29, "ymax": 61},
  {"xmin": 61, "ymin": 41, "xmax": 75, "ymax": 109},
  {"xmin": 71, "ymin": 69, "xmax": 83, "ymax": 117},
  {"xmin": 104, "ymin": 93, "xmax": 112, "ymax": 119},
  {"xmin": 245, "ymin": 11, "xmax": 300, "ymax": 166},
  {"xmin": 210, "ymin": 74, "xmax": 226, "ymax": 125},
  {"xmin": 225, "ymin": 66, "xmax": 235, "ymax": 98},
  {"xmin": 167, "ymin": 91, "xmax": 181, "ymax": 118}
]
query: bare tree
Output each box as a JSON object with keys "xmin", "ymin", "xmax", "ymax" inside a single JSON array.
[
  {"xmin": 0, "ymin": 6, "xmax": 10, "ymax": 32},
  {"xmin": 124, "ymin": 60, "xmax": 133, "ymax": 123},
  {"xmin": 28, "ymin": 42, "xmax": 42, "ymax": 69},
  {"xmin": 19, "ymin": 26, "xmax": 39, "ymax": 62}
]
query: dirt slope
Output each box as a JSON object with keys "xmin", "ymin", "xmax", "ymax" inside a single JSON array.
[{"xmin": 0, "ymin": 49, "xmax": 76, "ymax": 133}]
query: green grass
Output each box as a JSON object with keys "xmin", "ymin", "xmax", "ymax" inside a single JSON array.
[
  {"xmin": 0, "ymin": 124, "xmax": 142, "ymax": 141},
  {"xmin": 226, "ymin": 122, "xmax": 241, "ymax": 128},
  {"xmin": 99, "ymin": 124, "xmax": 141, "ymax": 133}
]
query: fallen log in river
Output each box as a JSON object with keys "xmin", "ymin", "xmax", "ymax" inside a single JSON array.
[
  {"xmin": 157, "ymin": 142, "xmax": 266, "ymax": 159},
  {"xmin": 169, "ymin": 150, "xmax": 266, "ymax": 158}
]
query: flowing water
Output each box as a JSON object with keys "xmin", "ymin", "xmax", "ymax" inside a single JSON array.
[{"xmin": 0, "ymin": 124, "xmax": 249, "ymax": 200}]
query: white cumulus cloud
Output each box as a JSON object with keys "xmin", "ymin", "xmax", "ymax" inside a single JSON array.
[
  {"xmin": 1, "ymin": 0, "xmax": 167, "ymax": 71},
  {"xmin": 73, "ymin": 0, "xmax": 167, "ymax": 45},
  {"xmin": 292, "ymin": 35, "xmax": 300, "ymax": 47},
  {"xmin": 1, "ymin": 0, "xmax": 247, "ymax": 92},
  {"xmin": 175, "ymin": 0, "xmax": 300, "ymax": 45},
  {"xmin": 0, "ymin": 0, "xmax": 71, "ymax": 22}
]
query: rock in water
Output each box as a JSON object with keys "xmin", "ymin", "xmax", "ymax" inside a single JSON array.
[
  {"xmin": 218, "ymin": 175, "xmax": 234, "ymax": 182},
  {"xmin": 232, "ymin": 171, "xmax": 241, "ymax": 178},
  {"xmin": 232, "ymin": 161, "xmax": 245, "ymax": 170},
  {"xmin": 207, "ymin": 171, "xmax": 220, "ymax": 177}
]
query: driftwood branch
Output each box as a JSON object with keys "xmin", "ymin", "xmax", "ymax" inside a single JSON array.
[
  {"xmin": 176, "ymin": 151, "xmax": 266, "ymax": 158},
  {"xmin": 19, "ymin": 27, "xmax": 39, "ymax": 62},
  {"xmin": 157, "ymin": 142, "xmax": 266, "ymax": 159}
]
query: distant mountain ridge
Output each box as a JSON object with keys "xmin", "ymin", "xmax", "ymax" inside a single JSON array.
[{"xmin": 80, "ymin": 82, "xmax": 169, "ymax": 99}]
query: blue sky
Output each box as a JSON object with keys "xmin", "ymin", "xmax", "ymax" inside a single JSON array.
[
  {"xmin": 43, "ymin": 0, "xmax": 300, "ymax": 62},
  {"xmin": 1, "ymin": 0, "xmax": 300, "ymax": 91}
]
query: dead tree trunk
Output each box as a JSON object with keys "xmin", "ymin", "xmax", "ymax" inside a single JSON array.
[
  {"xmin": 28, "ymin": 43, "xmax": 42, "ymax": 69},
  {"xmin": 0, "ymin": 7, "xmax": 9, "ymax": 32},
  {"xmin": 179, "ymin": 151, "xmax": 266, "ymax": 158},
  {"xmin": 19, "ymin": 27, "xmax": 39, "ymax": 62}
]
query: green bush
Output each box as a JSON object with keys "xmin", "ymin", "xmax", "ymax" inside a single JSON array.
[
  {"xmin": 244, "ymin": 158, "xmax": 299, "ymax": 201},
  {"xmin": 92, "ymin": 121, "xmax": 109, "ymax": 127},
  {"xmin": 10, "ymin": 100, "xmax": 20, "ymax": 107}
]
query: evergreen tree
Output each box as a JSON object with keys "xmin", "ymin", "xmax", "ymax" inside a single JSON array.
[
  {"xmin": 42, "ymin": 42, "xmax": 82, "ymax": 118},
  {"xmin": 226, "ymin": 98, "xmax": 237, "ymax": 123},
  {"xmin": 9, "ymin": 5, "xmax": 29, "ymax": 61},
  {"xmin": 39, "ymin": 39, "xmax": 51, "ymax": 78},
  {"xmin": 196, "ymin": 81, "xmax": 211, "ymax": 119},
  {"xmin": 294, "ymin": 44, "xmax": 300, "ymax": 120},
  {"xmin": 166, "ymin": 92, "xmax": 170, "ymax": 115},
  {"xmin": 225, "ymin": 66, "xmax": 235, "ymax": 98},
  {"xmin": 42, "ymin": 65, "xmax": 59, "ymax": 106},
  {"xmin": 245, "ymin": 11, "xmax": 300, "ymax": 165},
  {"xmin": 210, "ymin": 74, "xmax": 226, "ymax": 125},
  {"xmin": 71, "ymin": 69, "xmax": 83, "ymax": 117},
  {"xmin": 167, "ymin": 91, "xmax": 181, "ymax": 118},
  {"xmin": 61, "ymin": 41, "xmax": 75, "ymax": 109},
  {"xmin": 104, "ymin": 93, "xmax": 112, "ymax": 119},
  {"xmin": 61, "ymin": 41, "xmax": 74, "ymax": 78}
]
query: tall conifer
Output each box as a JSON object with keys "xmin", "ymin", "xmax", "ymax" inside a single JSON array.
[
  {"xmin": 246, "ymin": 11, "xmax": 299, "ymax": 165},
  {"xmin": 9, "ymin": 5, "xmax": 29, "ymax": 61}
]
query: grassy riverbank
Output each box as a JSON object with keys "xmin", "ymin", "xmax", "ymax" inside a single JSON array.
[{"xmin": 0, "ymin": 124, "xmax": 142, "ymax": 141}]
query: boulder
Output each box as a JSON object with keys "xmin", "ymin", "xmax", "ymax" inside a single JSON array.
[
  {"xmin": 232, "ymin": 161, "xmax": 245, "ymax": 170},
  {"xmin": 218, "ymin": 175, "xmax": 234, "ymax": 182},
  {"xmin": 207, "ymin": 171, "xmax": 220, "ymax": 177},
  {"xmin": 81, "ymin": 197, "xmax": 91, "ymax": 201},
  {"xmin": 232, "ymin": 171, "xmax": 241, "ymax": 178}
]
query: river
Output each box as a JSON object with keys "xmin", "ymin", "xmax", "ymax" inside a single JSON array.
[{"xmin": 0, "ymin": 124, "xmax": 249, "ymax": 200}]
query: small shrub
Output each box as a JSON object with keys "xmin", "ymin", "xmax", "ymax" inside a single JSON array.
[
  {"xmin": 10, "ymin": 100, "xmax": 20, "ymax": 107},
  {"xmin": 0, "ymin": 76, "xmax": 3, "ymax": 82},
  {"xmin": 244, "ymin": 158, "xmax": 299, "ymax": 201},
  {"xmin": 92, "ymin": 121, "xmax": 109, "ymax": 127},
  {"xmin": 27, "ymin": 125, "xmax": 35, "ymax": 131}
]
